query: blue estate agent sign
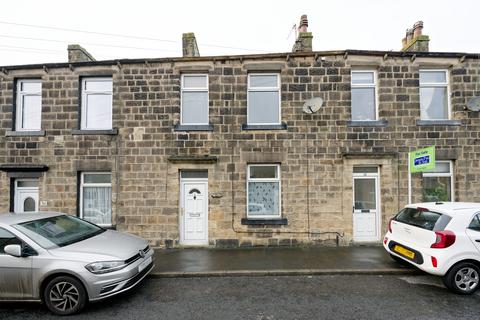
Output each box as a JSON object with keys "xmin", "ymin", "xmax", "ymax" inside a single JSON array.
[{"xmin": 409, "ymin": 146, "xmax": 435, "ymax": 173}]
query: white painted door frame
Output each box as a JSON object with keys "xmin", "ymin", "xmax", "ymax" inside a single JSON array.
[
  {"xmin": 179, "ymin": 177, "xmax": 208, "ymax": 246},
  {"xmin": 352, "ymin": 169, "xmax": 381, "ymax": 242},
  {"xmin": 14, "ymin": 179, "xmax": 39, "ymax": 213}
]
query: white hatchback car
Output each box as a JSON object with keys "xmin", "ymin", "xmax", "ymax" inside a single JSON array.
[{"xmin": 384, "ymin": 202, "xmax": 480, "ymax": 294}]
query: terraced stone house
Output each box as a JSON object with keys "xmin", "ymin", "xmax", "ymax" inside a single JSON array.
[{"xmin": 0, "ymin": 17, "xmax": 479, "ymax": 248}]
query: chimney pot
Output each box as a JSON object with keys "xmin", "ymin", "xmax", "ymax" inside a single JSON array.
[
  {"xmin": 413, "ymin": 20, "xmax": 423, "ymax": 38},
  {"xmin": 292, "ymin": 14, "xmax": 313, "ymax": 52}
]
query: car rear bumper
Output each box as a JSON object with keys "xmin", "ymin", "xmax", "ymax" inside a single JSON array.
[{"xmin": 383, "ymin": 234, "xmax": 446, "ymax": 276}]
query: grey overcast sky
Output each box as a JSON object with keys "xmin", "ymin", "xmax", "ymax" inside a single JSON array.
[{"xmin": 0, "ymin": 0, "xmax": 478, "ymax": 66}]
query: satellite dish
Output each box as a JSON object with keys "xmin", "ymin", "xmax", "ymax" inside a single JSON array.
[
  {"xmin": 302, "ymin": 97, "xmax": 323, "ymax": 114},
  {"xmin": 466, "ymin": 97, "xmax": 480, "ymax": 112}
]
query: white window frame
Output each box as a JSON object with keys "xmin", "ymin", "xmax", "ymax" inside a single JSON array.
[
  {"xmin": 419, "ymin": 69, "xmax": 451, "ymax": 120},
  {"xmin": 246, "ymin": 164, "xmax": 281, "ymax": 219},
  {"xmin": 247, "ymin": 73, "xmax": 281, "ymax": 125},
  {"xmin": 16, "ymin": 79, "xmax": 42, "ymax": 131},
  {"xmin": 180, "ymin": 74, "xmax": 209, "ymax": 125},
  {"xmin": 79, "ymin": 172, "xmax": 112, "ymax": 226},
  {"xmin": 350, "ymin": 70, "xmax": 378, "ymax": 121},
  {"xmin": 81, "ymin": 77, "xmax": 113, "ymax": 130},
  {"xmin": 422, "ymin": 160, "xmax": 454, "ymax": 202}
]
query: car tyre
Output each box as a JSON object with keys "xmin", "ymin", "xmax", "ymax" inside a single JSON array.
[
  {"xmin": 43, "ymin": 275, "xmax": 87, "ymax": 315},
  {"xmin": 443, "ymin": 262, "xmax": 480, "ymax": 295}
]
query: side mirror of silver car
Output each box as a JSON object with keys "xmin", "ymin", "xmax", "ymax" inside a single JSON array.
[{"xmin": 4, "ymin": 244, "xmax": 22, "ymax": 257}]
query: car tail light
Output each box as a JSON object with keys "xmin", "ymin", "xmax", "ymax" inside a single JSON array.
[
  {"xmin": 431, "ymin": 256, "xmax": 438, "ymax": 268},
  {"xmin": 388, "ymin": 218, "xmax": 393, "ymax": 233},
  {"xmin": 430, "ymin": 230, "xmax": 456, "ymax": 249}
]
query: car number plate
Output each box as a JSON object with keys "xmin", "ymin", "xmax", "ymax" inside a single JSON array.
[
  {"xmin": 393, "ymin": 245, "xmax": 415, "ymax": 259},
  {"xmin": 138, "ymin": 256, "xmax": 152, "ymax": 272}
]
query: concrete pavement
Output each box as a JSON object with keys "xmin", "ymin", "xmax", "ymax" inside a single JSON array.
[{"xmin": 151, "ymin": 246, "xmax": 418, "ymax": 277}]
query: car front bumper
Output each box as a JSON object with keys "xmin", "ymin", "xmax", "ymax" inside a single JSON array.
[{"xmin": 83, "ymin": 249, "xmax": 155, "ymax": 301}]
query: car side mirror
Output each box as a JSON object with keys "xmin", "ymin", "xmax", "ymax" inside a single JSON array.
[{"xmin": 4, "ymin": 244, "xmax": 22, "ymax": 257}]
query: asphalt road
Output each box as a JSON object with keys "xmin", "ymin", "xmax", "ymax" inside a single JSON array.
[{"xmin": 0, "ymin": 275, "xmax": 478, "ymax": 320}]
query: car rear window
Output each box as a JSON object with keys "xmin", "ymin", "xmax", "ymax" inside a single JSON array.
[{"xmin": 395, "ymin": 207, "xmax": 452, "ymax": 231}]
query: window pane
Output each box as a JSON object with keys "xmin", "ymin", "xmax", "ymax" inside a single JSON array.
[
  {"xmin": 182, "ymin": 91, "xmax": 208, "ymax": 124},
  {"xmin": 17, "ymin": 180, "xmax": 38, "ymax": 187},
  {"xmin": 250, "ymin": 166, "xmax": 277, "ymax": 179},
  {"xmin": 83, "ymin": 186, "xmax": 112, "ymax": 225},
  {"xmin": 85, "ymin": 79, "xmax": 112, "ymax": 91},
  {"xmin": 21, "ymin": 95, "xmax": 42, "ymax": 130},
  {"xmin": 423, "ymin": 162, "xmax": 450, "ymax": 174},
  {"xmin": 468, "ymin": 214, "xmax": 480, "ymax": 232},
  {"xmin": 248, "ymin": 91, "xmax": 279, "ymax": 124},
  {"xmin": 84, "ymin": 173, "xmax": 111, "ymax": 184},
  {"xmin": 248, "ymin": 182, "xmax": 279, "ymax": 216},
  {"xmin": 21, "ymin": 81, "xmax": 41, "ymax": 92},
  {"xmin": 354, "ymin": 179, "xmax": 376, "ymax": 210},
  {"xmin": 420, "ymin": 71, "xmax": 446, "ymax": 84},
  {"xmin": 423, "ymin": 176, "xmax": 452, "ymax": 202},
  {"xmin": 352, "ymin": 72, "xmax": 374, "ymax": 84},
  {"xmin": 85, "ymin": 94, "xmax": 112, "ymax": 129},
  {"xmin": 420, "ymin": 87, "xmax": 448, "ymax": 120},
  {"xmin": 0, "ymin": 228, "xmax": 20, "ymax": 254},
  {"xmin": 249, "ymin": 75, "xmax": 278, "ymax": 88},
  {"xmin": 353, "ymin": 167, "xmax": 378, "ymax": 174},
  {"xmin": 183, "ymin": 75, "xmax": 207, "ymax": 88},
  {"xmin": 351, "ymin": 88, "xmax": 376, "ymax": 120},
  {"xmin": 181, "ymin": 171, "xmax": 208, "ymax": 179}
]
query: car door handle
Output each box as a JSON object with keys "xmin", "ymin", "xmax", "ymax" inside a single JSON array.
[{"xmin": 475, "ymin": 240, "xmax": 480, "ymax": 243}]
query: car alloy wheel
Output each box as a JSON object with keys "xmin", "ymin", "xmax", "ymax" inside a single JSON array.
[
  {"xmin": 444, "ymin": 262, "xmax": 480, "ymax": 295},
  {"xmin": 44, "ymin": 276, "xmax": 87, "ymax": 315},
  {"xmin": 454, "ymin": 267, "xmax": 479, "ymax": 292}
]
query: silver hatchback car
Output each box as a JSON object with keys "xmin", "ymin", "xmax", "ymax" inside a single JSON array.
[{"xmin": 0, "ymin": 212, "xmax": 154, "ymax": 315}]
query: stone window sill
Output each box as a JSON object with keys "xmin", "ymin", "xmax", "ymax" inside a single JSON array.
[
  {"xmin": 416, "ymin": 120, "xmax": 462, "ymax": 126},
  {"xmin": 347, "ymin": 120, "xmax": 388, "ymax": 127},
  {"xmin": 5, "ymin": 130, "xmax": 46, "ymax": 137},
  {"xmin": 173, "ymin": 124, "xmax": 214, "ymax": 131},
  {"xmin": 72, "ymin": 129, "xmax": 118, "ymax": 135},
  {"xmin": 241, "ymin": 122, "xmax": 287, "ymax": 130},
  {"xmin": 241, "ymin": 218, "xmax": 288, "ymax": 225}
]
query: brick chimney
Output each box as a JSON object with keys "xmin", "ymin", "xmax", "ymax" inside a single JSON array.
[
  {"xmin": 182, "ymin": 33, "xmax": 200, "ymax": 57},
  {"xmin": 401, "ymin": 21, "xmax": 429, "ymax": 52},
  {"xmin": 67, "ymin": 44, "xmax": 95, "ymax": 63},
  {"xmin": 292, "ymin": 15, "xmax": 313, "ymax": 52}
]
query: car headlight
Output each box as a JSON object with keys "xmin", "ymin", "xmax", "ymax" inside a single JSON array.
[{"xmin": 85, "ymin": 261, "xmax": 126, "ymax": 274}]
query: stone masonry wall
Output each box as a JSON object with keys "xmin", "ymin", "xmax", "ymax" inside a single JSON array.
[{"xmin": 0, "ymin": 53, "xmax": 479, "ymax": 248}]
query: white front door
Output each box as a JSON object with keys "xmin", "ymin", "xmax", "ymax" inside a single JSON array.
[
  {"xmin": 353, "ymin": 167, "xmax": 380, "ymax": 242},
  {"xmin": 180, "ymin": 179, "xmax": 208, "ymax": 246},
  {"xmin": 14, "ymin": 179, "xmax": 39, "ymax": 213}
]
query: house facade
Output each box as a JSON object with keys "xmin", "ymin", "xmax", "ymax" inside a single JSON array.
[{"xmin": 0, "ymin": 18, "xmax": 479, "ymax": 248}]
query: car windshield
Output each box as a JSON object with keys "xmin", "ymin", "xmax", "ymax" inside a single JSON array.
[
  {"xmin": 395, "ymin": 207, "xmax": 451, "ymax": 231},
  {"xmin": 14, "ymin": 215, "xmax": 105, "ymax": 249}
]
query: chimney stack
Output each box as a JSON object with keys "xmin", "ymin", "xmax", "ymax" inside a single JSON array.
[
  {"xmin": 182, "ymin": 33, "xmax": 200, "ymax": 57},
  {"xmin": 67, "ymin": 44, "xmax": 95, "ymax": 63},
  {"xmin": 401, "ymin": 21, "xmax": 429, "ymax": 52},
  {"xmin": 292, "ymin": 14, "xmax": 313, "ymax": 52}
]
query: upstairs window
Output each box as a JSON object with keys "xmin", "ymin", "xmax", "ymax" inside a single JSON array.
[
  {"xmin": 422, "ymin": 161, "xmax": 454, "ymax": 202},
  {"xmin": 419, "ymin": 70, "xmax": 449, "ymax": 120},
  {"xmin": 247, "ymin": 74, "xmax": 280, "ymax": 125},
  {"xmin": 181, "ymin": 74, "xmax": 209, "ymax": 125},
  {"xmin": 81, "ymin": 78, "xmax": 113, "ymax": 130},
  {"xmin": 247, "ymin": 164, "xmax": 281, "ymax": 218},
  {"xmin": 80, "ymin": 172, "xmax": 112, "ymax": 226},
  {"xmin": 16, "ymin": 79, "xmax": 42, "ymax": 131},
  {"xmin": 351, "ymin": 71, "xmax": 377, "ymax": 121}
]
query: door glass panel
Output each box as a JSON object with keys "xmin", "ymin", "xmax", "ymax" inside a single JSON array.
[
  {"xmin": 17, "ymin": 180, "xmax": 38, "ymax": 187},
  {"xmin": 23, "ymin": 197, "xmax": 36, "ymax": 212},
  {"xmin": 354, "ymin": 179, "xmax": 376, "ymax": 210},
  {"xmin": 353, "ymin": 167, "xmax": 378, "ymax": 174},
  {"xmin": 181, "ymin": 171, "xmax": 208, "ymax": 179}
]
